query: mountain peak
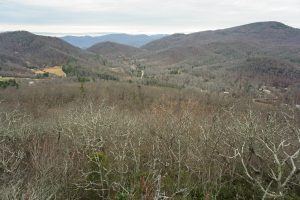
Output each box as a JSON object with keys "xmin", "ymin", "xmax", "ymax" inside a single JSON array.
[
  {"xmin": 262, "ymin": 21, "xmax": 291, "ymax": 28},
  {"xmin": 251, "ymin": 21, "xmax": 291, "ymax": 28},
  {"xmin": 0, "ymin": 30, "xmax": 35, "ymax": 38},
  {"xmin": 229, "ymin": 21, "xmax": 293, "ymax": 32}
]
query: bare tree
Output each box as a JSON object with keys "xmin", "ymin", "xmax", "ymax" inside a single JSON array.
[{"xmin": 230, "ymin": 127, "xmax": 300, "ymax": 199}]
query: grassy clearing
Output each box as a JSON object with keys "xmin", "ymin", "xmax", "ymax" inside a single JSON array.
[
  {"xmin": 32, "ymin": 66, "xmax": 66, "ymax": 77},
  {"xmin": 0, "ymin": 76, "xmax": 15, "ymax": 81},
  {"xmin": 43, "ymin": 66, "xmax": 66, "ymax": 77},
  {"xmin": 0, "ymin": 80, "xmax": 299, "ymax": 199}
]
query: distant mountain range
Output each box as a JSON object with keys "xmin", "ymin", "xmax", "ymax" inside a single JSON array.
[
  {"xmin": 1, "ymin": 21, "xmax": 300, "ymax": 86},
  {"xmin": 61, "ymin": 34, "xmax": 168, "ymax": 48}
]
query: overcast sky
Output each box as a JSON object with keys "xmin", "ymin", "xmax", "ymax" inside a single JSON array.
[{"xmin": 0, "ymin": 0, "xmax": 300, "ymax": 35}]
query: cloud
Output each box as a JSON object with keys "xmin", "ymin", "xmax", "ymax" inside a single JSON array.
[{"xmin": 0, "ymin": 0, "xmax": 299, "ymax": 34}]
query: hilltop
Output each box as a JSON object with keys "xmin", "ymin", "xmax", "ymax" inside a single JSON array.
[
  {"xmin": 0, "ymin": 31, "xmax": 93, "ymax": 76},
  {"xmin": 87, "ymin": 41, "xmax": 143, "ymax": 58}
]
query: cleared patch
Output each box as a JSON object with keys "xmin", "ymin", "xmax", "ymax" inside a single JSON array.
[
  {"xmin": 0, "ymin": 76, "xmax": 15, "ymax": 81},
  {"xmin": 32, "ymin": 66, "xmax": 66, "ymax": 77}
]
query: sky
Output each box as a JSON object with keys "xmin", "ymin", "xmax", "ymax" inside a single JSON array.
[{"xmin": 0, "ymin": 0, "xmax": 300, "ymax": 36}]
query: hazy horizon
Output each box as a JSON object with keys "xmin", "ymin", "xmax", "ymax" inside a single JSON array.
[
  {"xmin": 1, "ymin": 0, "xmax": 300, "ymax": 35},
  {"xmin": 34, "ymin": 32, "xmax": 169, "ymax": 37},
  {"xmin": 0, "ymin": 20, "xmax": 299, "ymax": 37}
]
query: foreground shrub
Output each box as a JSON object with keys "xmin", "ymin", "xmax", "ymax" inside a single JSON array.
[{"xmin": 0, "ymin": 83, "xmax": 299, "ymax": 199}]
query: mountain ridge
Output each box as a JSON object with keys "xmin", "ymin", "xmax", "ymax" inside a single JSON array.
[
  {"xmin": 1, "ymin": 21, "xmax": 300, "ymax": 85},
  {"xmin": 62, "ymin": 33, "xmax": 167, "ymax": 48},
  {"xmin": 142, "ymin": 21, "xmax": 300, "ymax": 51},
  {"xmin": 87, "ymin": 41, "xmax": 144, "ymax": 58}
]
